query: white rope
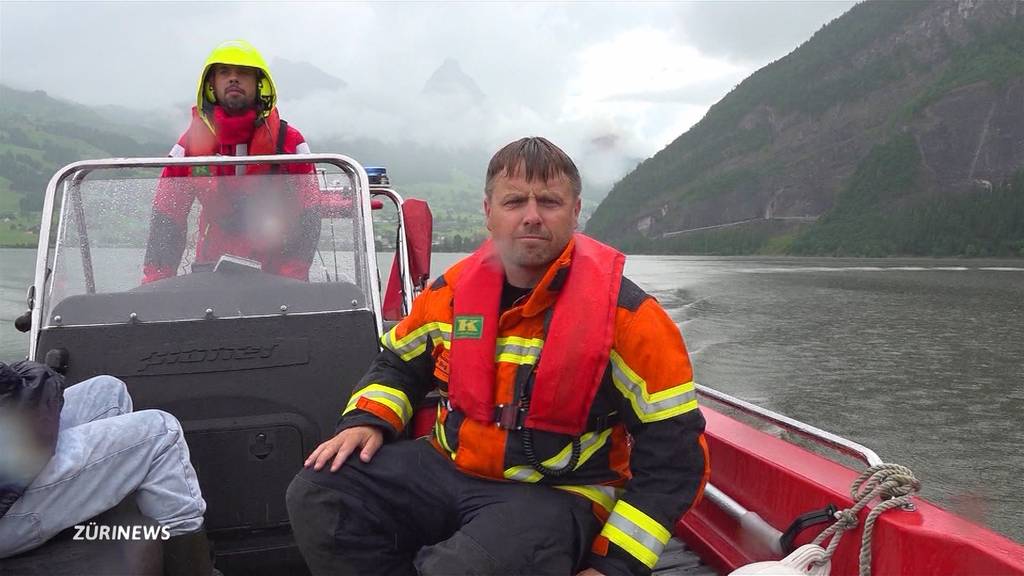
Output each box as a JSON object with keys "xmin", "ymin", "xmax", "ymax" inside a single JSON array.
[{"xmin": 810, "ymin": 463, "xmax": 921, "ymax": 576}]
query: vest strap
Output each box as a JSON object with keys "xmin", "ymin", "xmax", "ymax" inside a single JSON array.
[{"xmin": 271, "ymin": 119, "xmax": 289, "ymax": 175}]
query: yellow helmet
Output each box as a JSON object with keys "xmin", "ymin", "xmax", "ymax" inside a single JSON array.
[{"xmin": 197, "ymin": 40, "xmax": 276, "ymax": 120}]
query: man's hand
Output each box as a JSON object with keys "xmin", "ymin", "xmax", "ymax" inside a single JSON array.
[
  {"xmin": 304, "ymin": 426, "xmax": 383, "ymax": 472},
  {"xmin": 576, "ymin": 569, "xmax": 606, "ymax": 576}
]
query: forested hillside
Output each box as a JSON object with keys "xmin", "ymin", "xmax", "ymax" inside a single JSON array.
[
  {"xmin": 0, "ymin": 86, "xmax": 171, "ymax": 245},
  {"xmin": 0, "ymin": 85, "xmax": 492, "ymax": 249},
  {"xmin": 587, "ymin": 0, "xmax": 1024, "ymax": 257}
]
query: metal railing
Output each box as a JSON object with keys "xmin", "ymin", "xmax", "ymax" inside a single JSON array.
[
  {"xmin": 370, "ymin": 186, "xmax": 415, "ymax": 317},
  {"xmin": 696, "ymin": 384, "xmax": 882, "ymax": 466},
  {"xmin": 693, "ymin": 384, "xmax": 882, "ymax": 556}
]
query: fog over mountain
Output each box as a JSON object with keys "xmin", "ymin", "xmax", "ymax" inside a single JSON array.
[
  {"xmin": 1, "ymin": 1, "xmax": 855, "ymax": 197},
  {"xmin": 422, "ymin": 58, "xmax": 484, "ymax": 103},
  {"xmin": 271, "ymin": 58, "xmax": 348, "ymax": 96}
]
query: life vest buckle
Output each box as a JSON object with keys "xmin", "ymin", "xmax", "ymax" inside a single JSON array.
[
  {"xmin": 494, "ymin": 403, "xmax": 527, "ymax": 430},
  {"xmin": 588, "ymin": 411, "xmax": 620, "ymax": 431}
]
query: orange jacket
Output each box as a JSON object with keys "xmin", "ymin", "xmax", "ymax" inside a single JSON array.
[{"xmin": 340, "ymin": 234, "xmax": 710, "ymax": 575}]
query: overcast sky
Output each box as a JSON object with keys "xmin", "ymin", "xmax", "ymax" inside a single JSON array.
[{"xmin": 1, "ymin": 0, "xmax": 857, "ymax": 190}]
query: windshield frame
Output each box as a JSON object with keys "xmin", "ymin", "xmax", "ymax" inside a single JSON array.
[{"xmin": 30, "ymin": 154, "xmax": 381, "ymax": 357}]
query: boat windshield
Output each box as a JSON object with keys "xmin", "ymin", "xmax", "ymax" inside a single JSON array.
[{"xmin": 40, "ymin": 159, "xmax": 376, "ymax": 328}]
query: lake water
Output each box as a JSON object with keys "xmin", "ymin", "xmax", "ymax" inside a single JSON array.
[{"xmin": 1, "ymin": 247, "xmax": 1022, "ymax": 542}]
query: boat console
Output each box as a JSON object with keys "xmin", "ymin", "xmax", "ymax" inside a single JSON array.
[{"xmin": 7, "ymin": 155, "xmax": 424, "ymax": 575}]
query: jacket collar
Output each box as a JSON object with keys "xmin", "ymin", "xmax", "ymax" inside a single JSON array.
[
  {"xmin": 512, "ymin": 235, "xmax": 576, "ymax": 319},
  {"xmin": 210, "ymin": 105, "xmax": 258, "ymax": 146}
]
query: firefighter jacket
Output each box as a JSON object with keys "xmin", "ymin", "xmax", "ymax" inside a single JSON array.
[
  {"xmin": 339, "ymin": 234, "xmax": 710, "ymax": 576},
  {"xmin": 142, "ymin": 104, "xmax": 320, "ymax": 284}
]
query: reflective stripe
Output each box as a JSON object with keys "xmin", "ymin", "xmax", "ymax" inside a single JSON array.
[
  {"xmin": 381, "ymin": 322, "xmax": 452, "ymax": 361},
  {"xmin": 495, "ymin": 336, "xmax": 543, "ymax": 365},
  {"xmin": 429, "ymin": 325, "xmax": 451, "ymax": 350},
  {"xmin": 609, "ymin": 350, "xmax": 698, "ymax": 422},
  {"xmin": 576, "ymin": 428, "xmax": 613, "ymax": 466},
  {"xmin": 434, "ymin": 404, "xmax": 454, "ymax": 456},
  {"xmin": 555, "ymin": 484, "xmax": 620, "ymax": 514},
  {"xmin": 295, "ymin": 142, "xmax": 311, "ymax": 155},
  {"xmin": 343, "ymin": 383, "xmax": 413, "ymax": 424},
  {"xmin": 503, "ymin": 428, "xmax": 613, "ymax": 482},
  {"xmin": 601, "ymin": 500, "xmax": 671, "ymax": 569},
  {"xmin": 504, "ymin": 466, "xmax": 543, "ymax": 483},
  {"xmin": 168, "ymin": 143, "xmax": 185, "ymax": 158}
]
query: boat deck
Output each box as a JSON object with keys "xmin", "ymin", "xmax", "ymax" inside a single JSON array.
[{"xmin": 653, "ymin": 538, "xmax": 717, "ymax": 576}]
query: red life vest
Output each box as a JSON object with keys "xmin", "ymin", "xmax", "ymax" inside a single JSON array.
[
  {"xmin": 447, "ymin": 234, "xmax": 625, "ymax": 436},
  {"xmin": 183, "ymin": 105, "xmax": 284, "ymax": 174}
]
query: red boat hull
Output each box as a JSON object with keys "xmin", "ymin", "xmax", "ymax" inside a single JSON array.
[{"xmin": 679, "ymin": 406, "xmax": 1024, "ymax": 575}]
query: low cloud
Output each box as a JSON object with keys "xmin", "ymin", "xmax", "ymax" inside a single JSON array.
[
  {"xmin": 1, "ymin": 1, "xmax": 854, "ymax": 195},
  {"xmin": 672, "ymin": 1, "xmax": 857, "ymax": 63}
]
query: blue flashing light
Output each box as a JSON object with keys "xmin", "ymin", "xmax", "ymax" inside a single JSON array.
[{"xmin": 365, "ymin": 166, "xmax": 389, "ymax": 186}]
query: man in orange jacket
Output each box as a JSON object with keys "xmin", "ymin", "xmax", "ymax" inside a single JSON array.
[
  {"xmin": 142, "ymin": 40, "xmax": 320, "ymax": 284},
  {"xmin": 287, "ymin": 137, "xmax": 709, "ymax": 576}
]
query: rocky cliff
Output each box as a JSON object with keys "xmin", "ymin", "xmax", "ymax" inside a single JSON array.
[{"xmin": 586, "ymin": 0, "xmax": 1024, "ymax": 257}]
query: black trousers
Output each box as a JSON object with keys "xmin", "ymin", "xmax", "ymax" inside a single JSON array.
[{"xmin": 286, "ymin": 438, "xmax": 602, "ymax": 576}]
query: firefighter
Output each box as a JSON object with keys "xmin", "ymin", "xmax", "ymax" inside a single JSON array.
[
  {"xmin": 142, "ymin": 39, "xmax": 320, "ymax": 284},
  {"xmin": 287, "ymin": 137, "xmax": 709, "ymax": 576}
]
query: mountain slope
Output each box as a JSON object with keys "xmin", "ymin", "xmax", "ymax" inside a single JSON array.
[
  {"xmin": 0, "ymin": 85, "xmax": 175, "ymax": 245},
  {"xmin": 586, "ymin": 0, "xmax": 1024, "ymax": 257},
  {"xmin": 0, "ymin": 85, "xmax": 494, "ymax": 250},
  {"xmin": 271, "ymin": 58, "xmax": 347, "ymax": 97},
  {"xmin": 422, "ymin": 58, "xmax": 485, "ymax": 103}
]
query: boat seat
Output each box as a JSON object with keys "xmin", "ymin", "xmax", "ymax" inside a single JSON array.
[
  {"xmin": 0, "ymin": 497, "xmax": 162, "ymax": 575},
  {"xmin": 36, "ymin": 281, "xmax": 381, "ymax": 570}
]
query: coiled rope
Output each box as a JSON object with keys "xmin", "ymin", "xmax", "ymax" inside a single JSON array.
[{"xmin": 810, "ymin": 463, "xmax": 921, "ymax": 576}]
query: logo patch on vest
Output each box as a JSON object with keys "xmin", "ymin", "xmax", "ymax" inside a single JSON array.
[
  {"xmin": 191, "ymin": 165, "xmax": 211, "ymax": 177},
  {"xmin": 454, "ymin": 315, "xmax": 484, "ymax": 339}
]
